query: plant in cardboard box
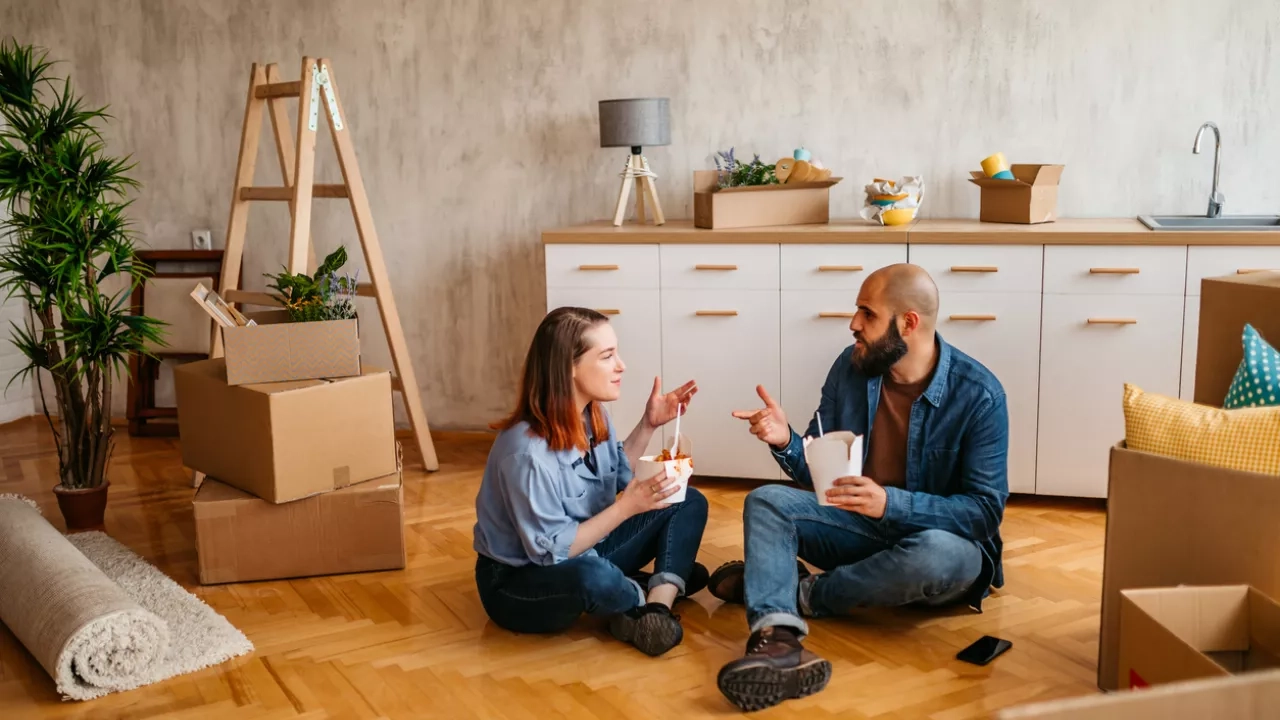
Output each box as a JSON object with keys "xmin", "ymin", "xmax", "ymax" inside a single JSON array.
[
  {"xmin": 0, "ymin": 40, "xmax": 165, "ymax": 529},
  {"xmin": 264, "ymin": 245, "xmax": 359, "ymax": 322}
]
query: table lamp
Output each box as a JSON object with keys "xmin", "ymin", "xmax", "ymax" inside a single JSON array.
[{"xmin": 598, "ymin": 98, "xmax": 669, "ymax": 226}]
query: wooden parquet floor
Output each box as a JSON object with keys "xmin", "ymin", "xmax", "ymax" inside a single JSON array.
[{"xmin": 0, "ymin": 417, "xmax": 1109, "ymax": 719}]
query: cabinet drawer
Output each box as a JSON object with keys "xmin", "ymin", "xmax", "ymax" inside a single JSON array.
[
  {"xmin": 1185, "ymin": 246, "xmax": 1280, "ymax": 295},
  {"xmin": 1043, "ymin": 246, "xmax": 1187, "ymax": 295},
  {"xmin": 661, "ymin": 289, "xmax": 781, "ymax": 480},
  {"xmin": 780, "ymin": 244, "xmax": 906, "ymax": 291},
  {"xmin": 545, "ymin": 287, "xmax": 664, "ymax": 456},
  {"xmin": 1035, "ymin": 293, "xmax": 1184, "ymax": 498},
  {"xmin": 908, "ymin": 245, "xmax": 1044, "ymax": 293},
  {"xmin": 780, "ymin": 291, "xmax": 859, "ymax": 435},
  {"xmin": 660, "ymin": 244, "xmax": 780, "ymax": 290},
  {"xmin": 545, "ymin": 244, "xmax": 659, "ymax": 289},
  {"xmin": 937, "ymin": 292, "xmax": 1042, "ymax": 494}
]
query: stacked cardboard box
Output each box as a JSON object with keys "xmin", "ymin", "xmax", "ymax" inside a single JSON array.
[
  {"xmin": 175, "ymin": 354, "xmax": 406, "ymax": 584},
  {"xmin": 1094, "ymin": 272, "xmax": 1280, "ymax": 702}
]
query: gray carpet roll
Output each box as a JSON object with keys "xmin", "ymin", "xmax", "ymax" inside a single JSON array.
[{"xmin": 0, "ymin": 495, "xmax": 169, "ymax": 698}]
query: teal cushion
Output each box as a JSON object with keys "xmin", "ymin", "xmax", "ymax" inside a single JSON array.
[{"xmin": 1223, "ymin": 324, "xmax": 1280, "ymax": 409}]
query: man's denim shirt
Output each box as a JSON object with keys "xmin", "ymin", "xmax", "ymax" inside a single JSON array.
[{"xmin": 771, "ymin": 334, "xmax": 1010, "ymax": 609}]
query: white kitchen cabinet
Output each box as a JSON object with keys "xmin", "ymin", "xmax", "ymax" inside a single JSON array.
[
  {"xmin": 545, "ymin": 287, "xmax": 664, "ymax": 457},
  {"xmin": 661, "ymin": 289, "xmax": 781, "ymax": 480},
  {"xmin": 544, "ymin": 233, "xmax": 1271, "ymax": 499},
  {"xmin": 937, "ymin": 292, "xmax": 1043, "ymax": 495},
  {"xmin": 780, "ymin": 291, "xmax": 858, "ymax": 437},
  {"xmin": 1036, "ymin": 294, "xmax": 1184, "ymax": 498}
]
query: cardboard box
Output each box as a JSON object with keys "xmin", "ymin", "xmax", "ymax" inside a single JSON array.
[
  {"xmin": 222, "ymin": 309, "xmax": 361, "ymax": 386},
  {"xmin": 998, "ymin": 669, "xmax": 1280, "ymax": 719},
  {"xmin": 174, "ymin": 358, "xmax": 397, "ymax": 503},
  {"xmin": 193, "ymin": 469, "xmax": 406, "ymax": 584},
  {"xmin": 968, "ymin": 164, "xmax": 1064, "ymax": 224},
  {"xmin": 1098, "ymin": 442, "xmax": 1280, "ymax": 690},
  {"xmin": 1194, "ymin": 271, "xmax": 1280, "ymax": 406},
  {"xmin": 692, "ymin": 170, "xmax": 839, "ymax": 229}
]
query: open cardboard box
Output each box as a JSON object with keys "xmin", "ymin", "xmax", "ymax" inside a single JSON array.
[
  {"xmin": 193, "ymin": 457, "xmax": 406, "ymax": 584},
  {"xmin": 1118, "ymin": 585, "xmax": 1280, "ymax": 689},
  {"xmin": 174, "ymin": 358, "xmax": 397, "ymax": 503},
  {"xmin": 998, "ymin": 669, "xmax": 1280, "ymax": 719},
  {"xmin": 1098, "ymin": 270, "xmax": 1280, "ymax": 690},
  {"xmin": 968, "ymin": 164, "xmax": 1063, "ymax": 224},
  {"xmin": 693, "ymin": 170, "xmax": 840, "ymax": 229},
  {"xmin": 221, "ymin": 309, "xmax": 361, "ymax": 386}
]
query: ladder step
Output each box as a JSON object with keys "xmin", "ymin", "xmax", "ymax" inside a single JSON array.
[
  {"xmin": 223, "ymin": 289, "xmax": 281, "ymax": 307},
  {"xmin": 240, "ymin": 184, "xmax": 349, "ymax": 201},
  {"xmin": 356, "ymin": 283, "xmax": 377, "ymax": 298},
  {"xmin": 255, "ymin": 81, "xmax": 301, "ymax": 99}
]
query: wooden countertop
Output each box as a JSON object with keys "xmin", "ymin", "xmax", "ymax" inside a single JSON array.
[{"xmin": 541, "ymin": 218, "xmax": 1280, "ymax": 246}]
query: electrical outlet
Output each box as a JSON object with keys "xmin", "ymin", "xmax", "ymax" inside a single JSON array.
[{"xmin": 191, "ymin": 229, "xmax": 212, "ymax": 251}]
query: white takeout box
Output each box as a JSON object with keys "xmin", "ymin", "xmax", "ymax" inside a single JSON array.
[
  {"xmin": 803, "ymin": 431, "xmax": 863, "ymax": 506},
  {"xmin": 635, "ymin": 435, "xmax": 693, "ymax": 504}
]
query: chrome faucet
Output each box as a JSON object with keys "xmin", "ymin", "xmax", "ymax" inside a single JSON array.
[{"xmin": 1192, "ymin": 121, "xmax": 1224, "ymax": 218}]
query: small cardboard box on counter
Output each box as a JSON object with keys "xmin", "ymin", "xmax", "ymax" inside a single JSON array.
[
  {"xmin": 968, "ymin": 164, "xmax": 1063, "ymax": 224},
  {"xmin": 222, "ymin": 309, "xmax": 360, "ymax": 386},
  {"xmin": 1118, "ymin": 585, "xmax": 1280, "ymax": 689},
  {"xmin": 1099, "ymin": 444, "xmax": 1280, "ymax": 690},
  {"xmin": 1194, "ymin": 271, "xmax": 1280, "ymax": 405},
  {"xmin": 193, "ymin": 466, "xmax": 406, "ymax": 584},
  {"xmin": 174, "ymin": 358, "xmax": 397, "ymax": 503},
  {"xmin": 998, "ymin": 669, "xmax": 1280, "ymax": 720},
  {"xmin": 692, "ymin": 170, "xmax": 838, "ymax": 229}
]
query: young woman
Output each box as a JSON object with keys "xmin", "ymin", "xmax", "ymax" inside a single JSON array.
[{"xmin": 473, "ymin": 306, "xmax": 708, "ymax": 656}]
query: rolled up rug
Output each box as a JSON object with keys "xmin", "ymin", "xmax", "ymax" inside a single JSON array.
[{"xmin": 0, "ymin": 494, "xmax": 168, "ymax": 699}]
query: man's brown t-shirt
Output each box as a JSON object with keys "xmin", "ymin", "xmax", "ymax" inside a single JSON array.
[{"xmin": 862, "ymin": 374, "xmax": 931, "ymax": 488}]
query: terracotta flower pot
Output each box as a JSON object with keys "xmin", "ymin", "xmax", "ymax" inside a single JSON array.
[{"xmin": 52, "ymin": 481, "xmax": 109, "ymax": 531}]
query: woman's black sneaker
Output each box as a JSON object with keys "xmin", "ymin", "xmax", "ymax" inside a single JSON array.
[
  {"xmin": 608, "ymin": 602, "xmax": 684, "ymax": 656},
  {"xmin": 628, "ymin": 562, "xmax": 710, "ymax": 600}
]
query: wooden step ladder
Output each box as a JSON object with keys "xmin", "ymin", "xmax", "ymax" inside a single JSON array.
[{"xmin": 199, "ymin": 57, "xmax": 438, "ymax": 484}]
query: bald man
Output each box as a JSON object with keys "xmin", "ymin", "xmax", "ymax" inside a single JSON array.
[{"xmin": 712, "ymin": 264, "xmax": 1009, "ymax": 712}]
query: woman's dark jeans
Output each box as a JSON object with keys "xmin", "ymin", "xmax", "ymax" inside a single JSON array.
[{"xmin": 476, "ymin": 488, "xmax": 708, "ymax": 633}]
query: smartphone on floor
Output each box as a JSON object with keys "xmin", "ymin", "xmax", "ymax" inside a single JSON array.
[{"xmin": 956, "ymin": 635, "xmax": 1012, "ymax": 666}]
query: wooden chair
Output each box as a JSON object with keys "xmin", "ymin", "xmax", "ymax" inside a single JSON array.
[{"xmin": 127, "ymin": 250, "xmax": 230, "ymax": 436}]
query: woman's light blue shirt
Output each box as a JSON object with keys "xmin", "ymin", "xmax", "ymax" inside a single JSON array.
[{"xmin": 473, "ymin": 409, "xmax": 634, "ymax": 566}]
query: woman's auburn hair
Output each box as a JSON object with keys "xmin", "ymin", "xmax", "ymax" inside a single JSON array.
[{"xmin": 493, "ymin": 306, "xmax": 611, "ymax": 453}]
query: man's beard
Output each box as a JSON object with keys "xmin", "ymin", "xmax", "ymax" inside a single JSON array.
[{"xmin": 851, "ymin": 316, "xmax": 909, "ymax": 377}]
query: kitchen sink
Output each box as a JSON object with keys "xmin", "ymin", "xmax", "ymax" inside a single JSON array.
[{"xmin": 1139, "ymin": 214, "xmax": 1280, "ymax": 230}]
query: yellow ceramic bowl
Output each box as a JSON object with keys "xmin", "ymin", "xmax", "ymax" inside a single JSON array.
[{"xmin": 880, "ymin": 207, "xmax": 916, "ymax": 226}]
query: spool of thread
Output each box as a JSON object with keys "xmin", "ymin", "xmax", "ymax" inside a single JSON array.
[
  {"xmin": 981, "ymin": 152, "xmax": 1012, "ymax": 179},
  {"xmin": 794, "ymin": 147, "xmax": 812, "ymax": 162}
]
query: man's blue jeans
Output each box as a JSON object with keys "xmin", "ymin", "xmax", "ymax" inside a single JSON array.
[{"xmin": 744, "ymin": 485, "xmax": 983, "ymax": 636}]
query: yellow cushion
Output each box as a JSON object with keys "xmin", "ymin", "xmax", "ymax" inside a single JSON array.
[{"xmin": 1123, "ymin": 383, "xmax": 1280, "ymax": 475}]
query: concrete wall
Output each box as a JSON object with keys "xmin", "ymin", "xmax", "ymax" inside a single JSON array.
[{"xmin": 5, "ymin": 0, "xmax": 1278, "ymax": 428}]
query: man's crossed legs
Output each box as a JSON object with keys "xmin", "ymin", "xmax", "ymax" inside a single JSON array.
[{"xmin": 710, "ymin": 484, "xmax": 983, "ymax": 712}]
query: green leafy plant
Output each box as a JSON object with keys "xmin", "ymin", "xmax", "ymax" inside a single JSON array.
[
  {"xmin": 714, "ymin": 147, "xmax": 779, "ymax": 188},
  {"xmin": 0, "ymin": 39, "xmax": 165, "ymax": 490},
  {"xmin": 265, "ymin": 245, "xmax": 359, "ymax": 322}
]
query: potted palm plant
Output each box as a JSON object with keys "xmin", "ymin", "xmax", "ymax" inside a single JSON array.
[{"xmin": 0, "ymin": 40, "xmax": 164, "ymax": 530}]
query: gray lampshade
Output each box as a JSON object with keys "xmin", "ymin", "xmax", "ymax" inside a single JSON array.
[{"xmin": 598, "ymin": 98, "xmax": 670, "ymax": 148}]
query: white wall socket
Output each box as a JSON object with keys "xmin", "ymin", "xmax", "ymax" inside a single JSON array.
[{"xmin": 191, "ymin": 229, "xmax": 212, "ymax": 250}]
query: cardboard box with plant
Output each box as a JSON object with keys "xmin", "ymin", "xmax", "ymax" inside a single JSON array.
[{"xmin": 220, "ymin": 246, "xmax": 363, "ymax": 385}]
